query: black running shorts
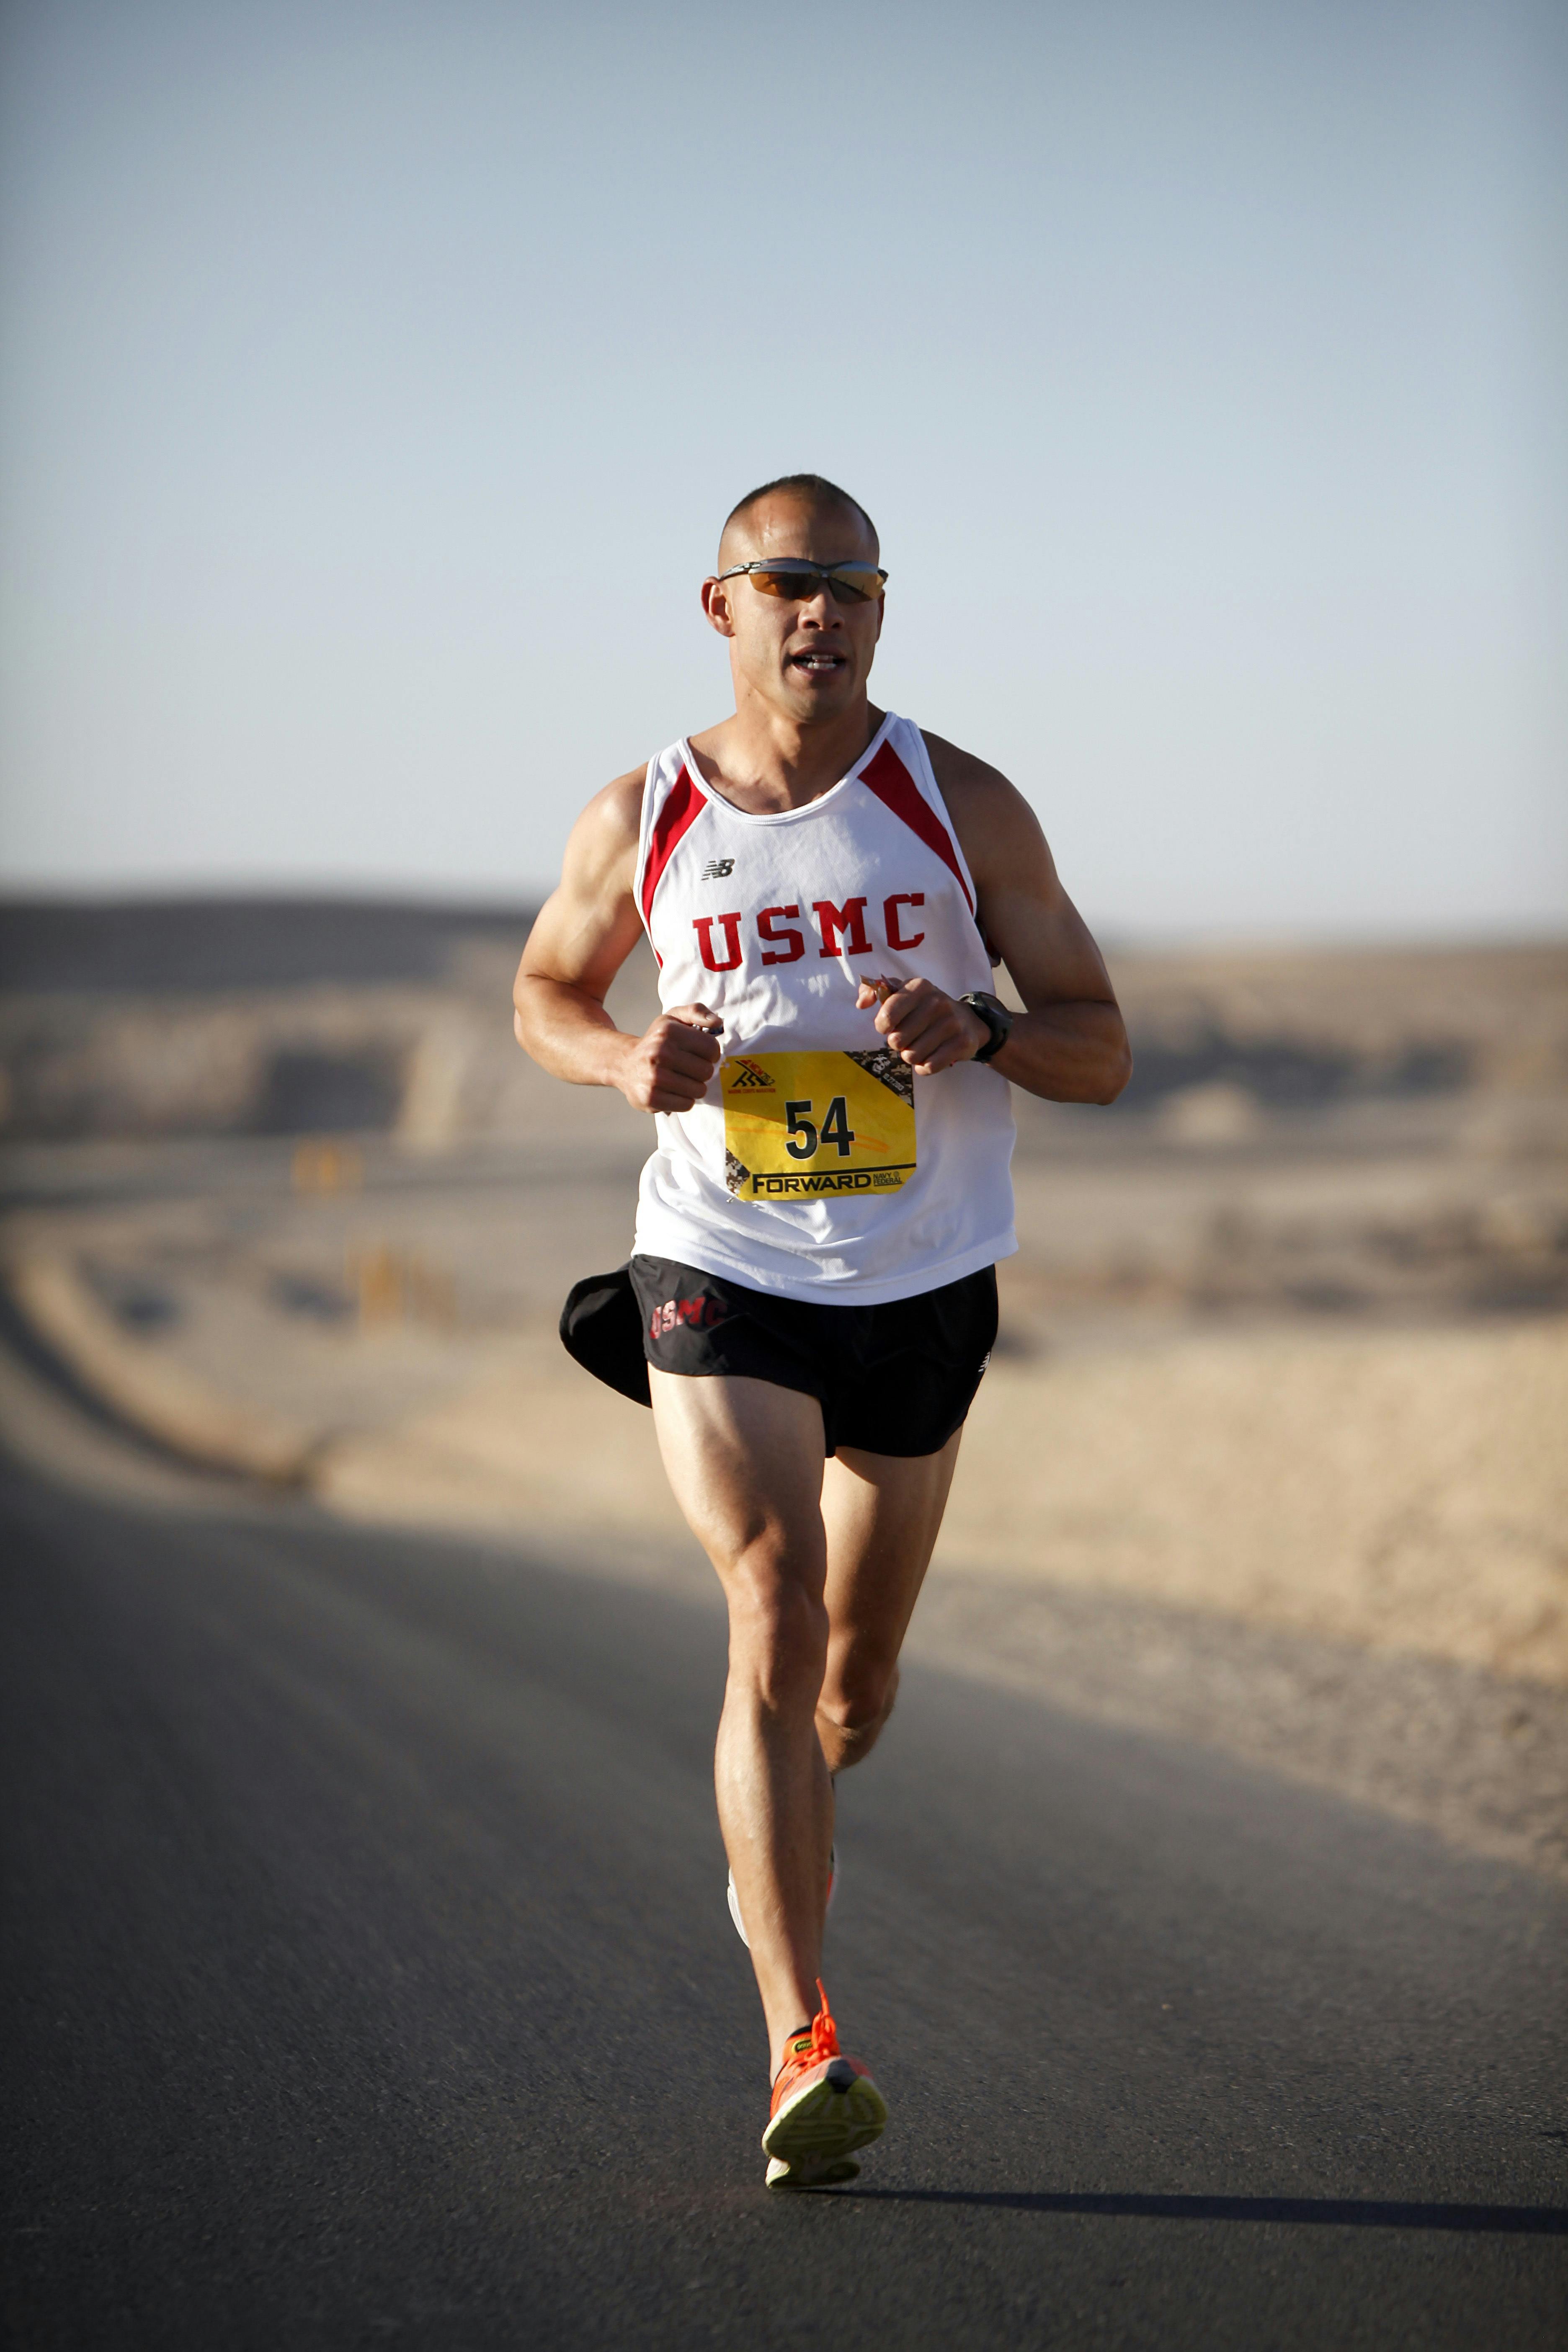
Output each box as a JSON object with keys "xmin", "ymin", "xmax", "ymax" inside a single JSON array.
[{"xmin": 625, "ymin": 1253, "xmax": 998, "ymax": 1458}]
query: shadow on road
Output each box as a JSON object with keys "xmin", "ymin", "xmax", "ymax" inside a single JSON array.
[{"xmin": 850, "ymin": 2189, "xmax": 1568, "ymax": 2234}]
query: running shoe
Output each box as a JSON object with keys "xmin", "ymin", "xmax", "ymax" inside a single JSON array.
[
  {"xmin": 761, "ymin": 1979, "xmax": 886, "ymax": 2192},
  {"xmin": 727, "ymin": 1849, "xmax": 837, "ymax": 1949}
]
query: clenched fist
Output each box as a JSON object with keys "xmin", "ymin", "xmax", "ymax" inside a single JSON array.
[
  {"xmin": 854, "ymin": 974, "xmax": 989, "ymax": 1075},
  {"xmin": 616, "ymin": 1004, "xmax": 724, "ymax": 1113}
]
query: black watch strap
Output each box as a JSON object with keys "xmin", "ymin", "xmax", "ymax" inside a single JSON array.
[{"xmin": 960, "ymin": 991, "xmax": 1014, "ymax": 1064}]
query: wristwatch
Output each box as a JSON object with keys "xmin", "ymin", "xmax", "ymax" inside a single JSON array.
[{"xmin": 959, "ymin": 991, "xmax": 1014, "ymax": 1065}]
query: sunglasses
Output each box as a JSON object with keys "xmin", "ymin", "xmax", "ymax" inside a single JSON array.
[{"xmin": 712, "ymin": 558, "xmax": 888, "ymax": 606}]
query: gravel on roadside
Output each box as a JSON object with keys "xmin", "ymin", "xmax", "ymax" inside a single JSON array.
[{"xmin": 910, "ymin": 1566, "xmax": 1568, "ymax": 1885}]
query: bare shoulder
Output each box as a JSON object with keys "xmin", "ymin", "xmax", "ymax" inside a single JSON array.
[
  {"xmin": 919, "ymin": 730, "xmax": 1051, "ymax": 866},
  {"xmin": 921, "ymin": 730, "xmax": 1116, "ymax": 1011},
  {"xmin": 559, "ymin": 760, "xmax": 649, "ymax": 893},
  {"xmin": 518, "ymin": 761, "xmax": 651, "ymax": 993},
  {"xmin": 580, "ymin": 760, "xmax": 649, "ymax": 849},
  {"xmin": 920, "ymin": 728, "xmax": 1015, "ymax": 800}
]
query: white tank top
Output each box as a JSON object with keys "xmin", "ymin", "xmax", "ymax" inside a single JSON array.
[{"xmin": 630, "ymin": 711, "xmax": 1016, "ymax": 1303}]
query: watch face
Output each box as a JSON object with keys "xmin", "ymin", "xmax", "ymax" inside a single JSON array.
[{"xmin": 965, "ymin": 991, "xmax": 1012, "ymax": 1060}]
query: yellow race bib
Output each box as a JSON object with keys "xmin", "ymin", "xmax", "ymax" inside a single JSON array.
[{"xmin": 721, "ymin": 1050, "xmax": 916, "ymax": 1202}]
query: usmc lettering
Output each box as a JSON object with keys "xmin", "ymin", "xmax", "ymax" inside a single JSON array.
[
  {"xmin": 693, "ymin": 910, "xmax": 745, "ymax": 972},
  {"xmin": 757, "ymin": 905, "xmax": 805, "ymax": 966},
  {"xmin": 812, "ymin": 897, "xmax": 872, "ymax": 959},
  {"xmin": 691, "ymin": 891, "xmax": 935, "ymax": 972}
]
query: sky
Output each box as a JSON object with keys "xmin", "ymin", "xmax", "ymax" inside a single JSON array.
[{"xmin": 1, "ymin": 0, "xmax": 1563, "ymax": 939}]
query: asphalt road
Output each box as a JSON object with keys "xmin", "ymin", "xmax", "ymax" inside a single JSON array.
[{"xmin": 3, "ymin": 1460, "xmax": 1565, "ymax": 2350}]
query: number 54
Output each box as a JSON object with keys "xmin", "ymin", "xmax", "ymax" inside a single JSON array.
[{"xmin": 784, "ymin": 1097, "xmax": 856, "ymax": 1160}]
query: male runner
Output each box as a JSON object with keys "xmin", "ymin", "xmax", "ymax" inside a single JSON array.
[{"xmin": 513, "ymin": 475, "xmax": 1130, "ymax": 2189}]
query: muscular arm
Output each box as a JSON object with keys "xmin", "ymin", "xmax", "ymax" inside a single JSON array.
[
  {"xmin": 511, "ymin": 766, "xmax": 723, "ymax": 1113},
  {"xmin": 859, "ymin": 734, "xmax": 1131, "ymax": 1105}
]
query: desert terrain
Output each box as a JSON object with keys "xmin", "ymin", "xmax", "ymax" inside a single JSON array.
[{"xmin": 1, "ymin": 900, "xmax": 1564, "ymax": 1875}]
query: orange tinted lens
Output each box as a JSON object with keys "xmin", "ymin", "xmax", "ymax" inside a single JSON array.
[
  {"xmin": 746, "ymin": 565, "xmax": 819, "ymax": 599},
  {"xmin": 826, "ymin": 567, "xmax": 882, "ymax": 604},
  {"xmin": 745, "ymin": 564, "xmax": 882, "ymax": 604}
]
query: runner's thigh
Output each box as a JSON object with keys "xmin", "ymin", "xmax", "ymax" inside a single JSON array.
[
  {"xmin": 647, "ymin": 1369, "xmax": 829, "ymax": 1581},
  {"xmin": 820, "ymin": 1433, "xmax": 963, "ymax": 1663}
]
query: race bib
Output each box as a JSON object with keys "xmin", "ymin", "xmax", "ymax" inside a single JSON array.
[{"xmin": 721, "ymin": 1050, "xmax": 916, "ymax": 1202}]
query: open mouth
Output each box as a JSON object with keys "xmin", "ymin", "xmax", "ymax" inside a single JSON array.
[{"xmin": 788, "ymin": 651, "xmax": 846, "ymax": 676}]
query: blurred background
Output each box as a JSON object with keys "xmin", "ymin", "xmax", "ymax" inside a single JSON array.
[
  {"xmin": 3, "ymin": 0, "xmax": 1565, "ymax": 926},
  {"xmin": 2, "ymin": 0, "xmax": 1565, "ymax": 1823}
]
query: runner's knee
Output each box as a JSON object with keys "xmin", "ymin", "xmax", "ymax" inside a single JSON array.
[
  {"xmin": 815, "ymin": 1668, "xmax": 897, "ymax": 1772},
  {"xmin": 725, "ymin": 1542, "xmax": 829, "ymax": 1707},
  {"xmin": 819, "ymin": 1658, "xmax": 899, "ymax": 1741}
]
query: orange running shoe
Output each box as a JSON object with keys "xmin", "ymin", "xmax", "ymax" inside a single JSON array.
[{"xmin": 761, "ymin": 1980, "xmax": 887, "ymax": 2191}]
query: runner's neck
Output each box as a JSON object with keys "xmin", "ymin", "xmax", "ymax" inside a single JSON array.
[{"xmin": 689, "ymin": 703, "xmax": 887, "ymax": 816}]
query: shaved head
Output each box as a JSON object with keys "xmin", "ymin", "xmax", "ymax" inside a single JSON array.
[{"xmin": 717, "ymin": 473, "xmax": 879, "ymax": 570}]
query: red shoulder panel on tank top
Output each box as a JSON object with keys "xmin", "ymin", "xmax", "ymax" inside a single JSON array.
[
  {"xmin": 640, "ymin": 763, "xmax": 706, "ymax": 959},
  {"xmin": 859, "ymin": 741, "xmax": 974, "ymax": 913}
]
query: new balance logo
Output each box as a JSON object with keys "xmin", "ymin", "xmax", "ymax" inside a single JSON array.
[{"xmin": 702, "ymin": 857, "xmax": 735, "ymax": 879}]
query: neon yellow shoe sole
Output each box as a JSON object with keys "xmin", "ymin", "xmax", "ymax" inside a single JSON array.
[
  {"xmin": 762, "ymin": 2056, "xmax": 887, "ymax": 2187},
  {"xmin": 765, "ymin": 2152, "xmax": 863, "ymax": 2191}
]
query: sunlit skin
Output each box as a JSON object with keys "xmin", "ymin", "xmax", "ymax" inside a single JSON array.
[
  {"xmin": 513, "ymin": 488, "xmax": 1131, "ymax": 2073},
  {"xmin": 699, "ymin": 492, "xmax": 887, "ymax": 773}
]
